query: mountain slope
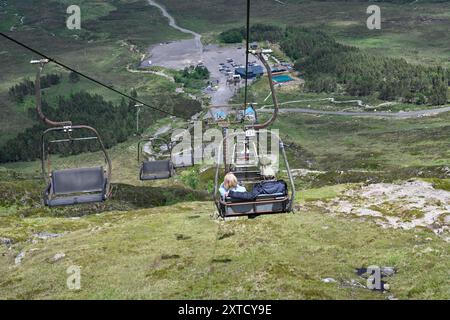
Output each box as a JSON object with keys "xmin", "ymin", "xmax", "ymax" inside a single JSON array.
[{"xmin": 1, "ymin": 201, "xmax": 449, "ymax": 299}]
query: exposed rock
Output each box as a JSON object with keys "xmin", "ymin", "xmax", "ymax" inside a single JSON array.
[
  {"xmin": 50, "ymin": 252, "xmax": 66, "ymax": 263},
  {"xmin": 444, "ymin": 215, "xmax": 450, "ymax": 224},
  {"xmin": 321, "ymin": 277, "xmax": 337, "ymax": 283},
  {"xmin": 289, "ymin": 168, "xmax": 324, "ymax": 178},
  {"xmin": 0, "ymin": 237, "xmax": 12, "ymax": 246},
  {"xmin": 15, "ymin": 251, "xmax": 25, "ymax": 265},
  {"xmin": 340, "ymin": 279, "xmax": 366, "ymax": 289},
  {"xmin": 35, "ymin": 232, "xmax": 64, "ymax": 240},
  {"xmin": 422, "ymin": 247, "xmax": 434, "ymax": 254},
  {"xmin": 321, "ymin": 180, "xmax": 450, "ymax": 239},
  {"xmin": 381, "ymin": 267, "xmax": 396, "ymax": 277},
  {"xmin": 90, "ymin": 226, "xmax": 103, "ymax": 232}
]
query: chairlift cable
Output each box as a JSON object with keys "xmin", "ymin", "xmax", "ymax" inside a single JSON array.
[
  {"xmin": 243, "ymin": 0, "xmax": 251, "ymax": 112},
  {"xmin": 0, "ymin": 32, "xmax": 183, "ymax": 119}
]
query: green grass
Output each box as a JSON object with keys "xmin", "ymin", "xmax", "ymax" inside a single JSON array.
[
  {"xmin": 300, "ymin": 184, "xmax": 350, "ymax": 202},
  {"xmin": 269, "ymin": 111, "xmax": 450, "ymax": 173},
  {"xmin": 56, "ymin": 0, "xmax": 117, "ymax": 22},
  {"xmin": 424, "ymin": 178, "xmax": 450, "ymax": 192},
  {"xmin": 0, "ymin": 201, "xmax": 448, "ymax": 299},
  {"xmin": 2, "ymin": 0, "xmax": 450, "ymax": 300},
  {"xmin": 158, "ymin": 0, "xmax": 450, "ymax": 67},
  {"xmin": 1, "ymin": 107, "xmax": 450, "ymax": 299},
  {"xmin": 0, "ymin": 0, "xmax": 190, "ymax": 145}
]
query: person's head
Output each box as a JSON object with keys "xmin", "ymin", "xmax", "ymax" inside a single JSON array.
[
  {"xmin": 223, "ymin": 173, "xmax": 238, "ymax": 190},
  {"xmin": 259, "ymin": 154, "xmax": 278, "ymax": 178}
]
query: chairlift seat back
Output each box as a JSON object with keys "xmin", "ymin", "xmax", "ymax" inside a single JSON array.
[
  {"xmin": 172, "ymin": 152, "xmax": 193, "ymax": 168},
  {"xmin": 45, "ymin": 166, "xmax": 107, "ymax": 207},
  {"xmin": 52, "ymin": 167, "xmax": 106, "ymax": 195},
  {"xmin": 231, "ymin": 170, "xmax": 261, "ymax": 182},
  {"xmin": 221, "ymin": 192, "xmax": 289, "ymax": 217},
  {"xmin": 140, "ymin": 160, "xmax": 173, "ymax": 180},
  {"xmin": 220, "ymin": 180, "xmax": 289, "ymax": 217}
]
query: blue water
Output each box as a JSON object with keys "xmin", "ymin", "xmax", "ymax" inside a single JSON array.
[{"xmin": 273, "ymin": 75, "xmax": 294, "ymax": 83}]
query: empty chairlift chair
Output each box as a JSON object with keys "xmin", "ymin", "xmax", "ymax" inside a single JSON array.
[
  {"xmin": 42, "ymin": 126, "xmax": 112, "ymax": 207},
  {"xmin": 138, "ymin": 138, "xmax": 175, "ymax": 181},
  {"xmin": 140, "ymin": 160, "xmax": 174, "ymax": 181},
  {"xmin": 45, "ymin": 166, "xmax": 108, "ymax": 206}
]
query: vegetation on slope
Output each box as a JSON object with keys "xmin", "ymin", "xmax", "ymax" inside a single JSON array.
[
  {"xmin": 0, "ymin": 73, "xmax": 202, "ymax": 162},
  {"xmin": 174, "ymin": 65, "xmax": 211, "ymax": 90},
  {"xmin": 0, "ymin": 0, "xmax": 191, "ymax": 145},
  {"xmin": 1, "ymin": 0, "xmax": 450, "ymax": 300},
  {"xmin": 159, "ymin": 0, "xmax": 450, "ymax": 67},
  {"xmin": 0, "ymin": 199, "xmax": 449, "ymax": 299},
  {"xmin": 221, "ymin": 24, "xmax": 449, "ymax": 104},
  {"xmin": 8, "ymin": 74, "xmax": 62, "ymax": 103}
]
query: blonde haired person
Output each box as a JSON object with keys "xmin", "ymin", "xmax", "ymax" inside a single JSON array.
[{"xmin": 219, "ymin": 173, "xmax": 246, "ymax": 199}]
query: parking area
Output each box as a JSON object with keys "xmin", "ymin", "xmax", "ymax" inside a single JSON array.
[{"xmin": 144, "ymin": 41, "xmax": 262, "ymax": 105}]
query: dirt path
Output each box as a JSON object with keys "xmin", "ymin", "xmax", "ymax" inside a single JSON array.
[
  {"xmin": 145, "ymin": 1, "xmax": 247, "ymax": 105},
  {"xmin": 147, "ymin": 0, "xmax": 202, "ymax": 51},
  {"xmin": 126, "ymin": 64, "xmax": 174, "ymax": 82}
]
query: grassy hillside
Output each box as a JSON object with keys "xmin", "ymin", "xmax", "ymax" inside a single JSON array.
[
  {"xmin": 274, "ymin": 113, "xmax": 450, "ymax": 172},
  {"xmin": 1, "ymin": 199, "xmax": 449, "ymax": 299},
  {"xmin": 159, "ymin": 0, "xmax": 450, "ymax": 67},
  {"xmin": 0, "ymin": 0, "xmax": 189, "ymax": 144},
  {"xmin": 1, "ymin": 110, "xmax": 450, "ymax": 299},
  {"xmin": 1, "ymin": 0, "xmax": 450, "ymax": 300},
  {"xmin": 3, "ymin": 0, "xmax": 450, "ymax": 144}
]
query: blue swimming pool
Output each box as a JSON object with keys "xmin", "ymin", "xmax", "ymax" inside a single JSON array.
[{"xmin": 272, "ymin": 74, "xmax": 294, "ymax": 83}]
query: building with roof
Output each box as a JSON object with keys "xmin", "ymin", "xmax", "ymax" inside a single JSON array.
[
  {"xmin": 213, "ymin": 110, "xmax": 227, "ymax": 121},
  {"xmin": 244, "ymin": 105, "xmax": 257, "ymax": 122},
  {"xmin": 234, "ymin": 65, "xmax": 264, "ymax": 79}
]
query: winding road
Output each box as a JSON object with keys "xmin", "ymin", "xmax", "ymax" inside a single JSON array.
[
  {"xmin": 147, "ymin": 0, "xmax": 450, "ymax": 119},
  {"xmin": 257, "ymin": 106, "xmax": 450, "ymax": 118}
]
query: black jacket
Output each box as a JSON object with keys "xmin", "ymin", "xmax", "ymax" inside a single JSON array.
[{"xmin": 228, "ymin": 180, "xmax": 287, "ymax": 201}]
